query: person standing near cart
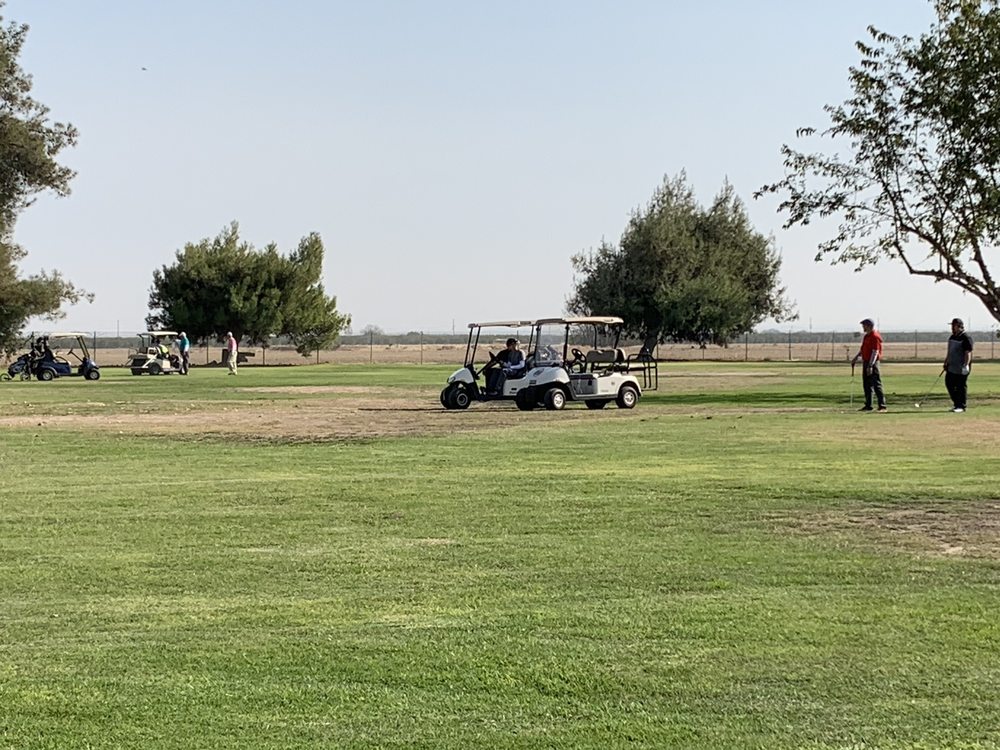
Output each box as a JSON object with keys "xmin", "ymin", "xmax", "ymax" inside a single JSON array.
[
  {"xmin": 177, "ymin": 331, "xmax": 191, "ymax": 375},
  {"xmin": 943, "ymin": 318, "xmax": 973, "ymax": 413},
  {"xmin": 852, "ymin": 318, "xmax": 886, "ymax": 412},
  {"xmin": 225, "ymin": 331, "xmax": 239, "ymax": 375}
]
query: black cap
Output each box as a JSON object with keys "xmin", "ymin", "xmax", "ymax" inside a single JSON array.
[
  {"xmin": 506, "ymin": 337, "xmax": 518, "ymax": 346},
  {"xmin": 950, "ymin": 318, "xmax": 964, "ymax": 327},
  {"xmin": 860, "ymin": 318, "xmax": 874, "ymax": 327}
]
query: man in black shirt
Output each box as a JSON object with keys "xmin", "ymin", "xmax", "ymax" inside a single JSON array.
[{"xmin": 943, "ymin": 318, "xmax": 973, "ymax": 413}]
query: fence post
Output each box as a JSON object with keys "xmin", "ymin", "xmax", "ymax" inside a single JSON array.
[
  {"xmin": 744, "ymin": 332, "xmax": 748, "ymax": 362},
  {"xmin": 914, "ymin": 330, "xmax": 918, "ymax": 359},
  {"xmin": 420, "ymin": 331, "xmax": 424, "ymax": 365},
  {"xmin": 787, "ymin": 329, "xmax": 792, "ymax": 361},
  {"xmin": 369, "ymin": 331, "xmax": 374, "ymax": 364}
]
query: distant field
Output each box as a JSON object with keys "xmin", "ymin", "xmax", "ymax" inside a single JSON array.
[{"xmin": 1, "ymin": 363, "xmax": 999, "ymax": 749}]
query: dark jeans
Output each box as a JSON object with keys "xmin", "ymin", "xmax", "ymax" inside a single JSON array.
[
  {"xmin": 180, "ymin": 352, "xmax": 190, "ymax": 375},
  {"xmin": 485, "ymin": 368, "xmax": 502, "ymax": 394},
  {"xmin": 945, "ymin": 371, "xmax": 968, "ymax": 409},
  {"xmin": 862, "ymin": 364, "xmax": 886, "ymax": 408}
]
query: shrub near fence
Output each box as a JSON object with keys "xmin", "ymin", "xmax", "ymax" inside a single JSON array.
[{"xmin": 7, "ymin": 329, "xmax": 999, "ymax": 367}]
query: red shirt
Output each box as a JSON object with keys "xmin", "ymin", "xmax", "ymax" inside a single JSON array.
[{"xmin": 861, "ymin": 330, "xmax": 883, "ymax": 364}]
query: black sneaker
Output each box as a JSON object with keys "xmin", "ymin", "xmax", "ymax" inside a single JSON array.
[
  {"xmin": 877, "ymin": 406, "xmax": 888, "ymax": 412},
  {"xmin": 858, "ymin": 406, "xmax": 873, "ymax": 412}
]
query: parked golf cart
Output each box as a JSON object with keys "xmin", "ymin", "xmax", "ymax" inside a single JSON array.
[
  {"xmin": 127, "ymin": 331, "xmax": 182, "ymax": 375},
  {"xmin": 31, "ymin": 333, "xmax": 101, "ymax": 382},
  {"xmin": 514, "ymin": 316, "xmax": 642, "ymax": 411},
  {"xmin": 440, "ymin": 320, "xmax": 535, "ymax": 409}
]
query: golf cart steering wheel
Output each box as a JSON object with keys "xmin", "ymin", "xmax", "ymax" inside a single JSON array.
[
  {"xmin": 476, "ymin": 350, "xmax": 499, "ymax": 377},
  {"xmin": 568, "ymin": 348, "xmax": 586, "ymax": 372}
]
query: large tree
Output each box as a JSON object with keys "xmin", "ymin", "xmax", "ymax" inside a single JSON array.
[
  {"xmin": 757, "ymin": 0, "xmax": 1000, "ymax": 324},
  {"xmin": 0, "ymin": 3, "xmax": 89, "ymax": 355},
  {"xmin": 569, "ymin": 174, "xmax": 794, "ymax": 345},
  {"xmin": 147, "ymin": 222, "xmax": 350, "ymax": 353}
]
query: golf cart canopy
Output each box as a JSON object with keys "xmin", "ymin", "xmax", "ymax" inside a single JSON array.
[
  {"xmin": 45, "ymin": 332, "xmax": 90, "ymax": 339},
  {"xmin": 142, "ymin": 331, "xmax": 178, "ymax": 337},
  {"xmin": 467, "ymin": 320, "xmax": 535, "ymax": 329},
  {"xmin": 534, "ymin": 316, "xmax": 624, "ymax": 327}
]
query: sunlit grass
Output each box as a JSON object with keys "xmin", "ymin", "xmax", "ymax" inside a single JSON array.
[{"xmin": 1, "ymin": 363, "xmax": 999, "ymax": 748}]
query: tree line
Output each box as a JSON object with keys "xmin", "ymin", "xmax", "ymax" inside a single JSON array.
[{"xmin": 5, "ymin": 1, "xmax": 1000, "ymax": 355}]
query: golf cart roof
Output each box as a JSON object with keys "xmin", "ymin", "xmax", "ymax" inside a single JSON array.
[
  {"xmin": 141, "ymin": 330, "xmax": 178, "ymax": 336},
  {"xmin": 467, "ymin": 320, "xmax": 535, "ymax": 329},
  {"xmin": 534, "ymin": 316, "xmax": 625, "ymax": 326},
  {"xmin": 44, "ymin": 332, "xmax": 90, "ymax": 339}
]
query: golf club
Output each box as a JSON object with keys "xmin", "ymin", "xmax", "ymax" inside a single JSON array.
[
  {"xmin": 914, "ymin": 369, "xmax": 944, "ymax": 409},
  {"xmin": 850, "ymin": 361, "xmax": 855, "ymax": 408}
]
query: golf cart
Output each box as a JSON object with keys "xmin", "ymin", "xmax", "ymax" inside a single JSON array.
[
  {"xmin": 31, "ymin": 333, "xmax": 101, "ymax": 382},
  {"xmin": 440, "ymin": 320, "xmax": 535, "ymax": 409},
  {"xmin": 514, "ymin": 316, "xmax": 642, "ymax": 411},
  {"xmin": 127, "ymin": 331, "xmax": 182, "ymax": 375}
]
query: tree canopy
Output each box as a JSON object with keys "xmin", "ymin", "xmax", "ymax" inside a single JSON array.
[
  {"xmin": 147, "ymin": 223, "xmax": 351, "ymax": 354},
  {"xmin": 757, "ymin": 0, "xmax": 1000, "ymax": 324},
  {"xmin": 0, "ymin": 2, "xmax": 89, "ymax": 355},
  {"xmin": 569, "ymin": 174, "xmax": 794, "ymax": 345}
]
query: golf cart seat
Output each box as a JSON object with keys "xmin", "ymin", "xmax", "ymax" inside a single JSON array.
[{"xmin": 584, "ymin": 348, "xmax": 625, "ymax": 371}]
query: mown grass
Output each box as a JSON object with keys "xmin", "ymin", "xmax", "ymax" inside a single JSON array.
[{"xmin": 1, "ymin": 363, "xmax": 999, "ymax": 749}]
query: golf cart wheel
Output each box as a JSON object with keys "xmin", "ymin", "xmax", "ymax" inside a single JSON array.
[
  {"xmin": 515, "ymin": 389, "xmax": 536, "ymax": 411},
  {"xmin": 585, "ymin": 399, "xmax": 609, "ymax": 410},
  {"xmin": 450, "ymin": 386, "xmax": 471, "ymax": 410},
  {"xmin": 0, "ymin": 373, "xmax": 9, "ymax": 382},
  {"xmin": 37, "ymin": 368, "xmax": 55, "ymax": 382},
  {"xmin": 85, "ymin": 369, "xmax": 101, "ymax": 381},
  {"xmin": 616, "ymin": 384, "xmax": 639, "ymax": 409},
  {"xmin": 131, "ymin": 368, "xmax": 143, "ymax": 376},
  {"xmin": 440, "ymin": 387, "xmax": 452, "ymax": 409},
  {"xmin": 147, "ymin": 362, "xmax": 162, "ymax": 375},
  {"xmin": 544, "ymin": 387, "xmax": 567, "ymax": 411}
]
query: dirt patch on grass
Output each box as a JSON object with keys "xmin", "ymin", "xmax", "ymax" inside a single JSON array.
[
  {"xmin": 0, "ymin": 389, "xmax": 640, "ymax": 443},
  {"xmin": 793, "ymin": 501, "xmax": 1000, "ymax": 559}
]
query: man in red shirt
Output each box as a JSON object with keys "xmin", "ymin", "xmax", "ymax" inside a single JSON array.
[{"xmin": 852, "ymin": 318, "xmax": 886, "ymax": 412}]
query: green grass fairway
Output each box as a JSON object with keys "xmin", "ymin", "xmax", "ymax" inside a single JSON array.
[{"xmin": 2, "ymin": 363, "xmax": 999, "ymax": 749}]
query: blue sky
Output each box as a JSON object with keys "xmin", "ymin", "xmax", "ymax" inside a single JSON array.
[{"xmin": 6, "ymin": 0, "xmax": 986, "ymax": 334}]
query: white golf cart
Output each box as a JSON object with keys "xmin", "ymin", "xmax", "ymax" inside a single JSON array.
[
  {"xmin": 440, "ymin": 320, "xmax": 535, "ymax": 409},
  {"xmin": 127, "ymin": 331, "xmax": 182, "ymax": 375},
  {"xmin": 515, "ymin": 316, "xmax": 642, "ymax": 411}
]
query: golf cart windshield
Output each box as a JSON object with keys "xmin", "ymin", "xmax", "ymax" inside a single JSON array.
[
  {"xmin": 43, "ymin": 333, "xmax": 91, "ymax": 362},
  {"xmin": 464, "ymin": 321, "xmax": 534, "ymax": 369},
  {"xmin": 138, "ymin": 331, "xmax": 178, "ymax": 354}
]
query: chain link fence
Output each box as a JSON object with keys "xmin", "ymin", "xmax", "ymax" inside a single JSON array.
[{"xmin": 7, "ymin": 329, "xmax": 999, "ymax": 367}]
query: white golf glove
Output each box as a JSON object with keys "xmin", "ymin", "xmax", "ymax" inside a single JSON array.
[{"xmin": 961, "ymin": 365, "xmax": 970, "ymax": 376}]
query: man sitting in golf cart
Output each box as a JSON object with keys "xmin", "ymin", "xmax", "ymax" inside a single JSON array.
[{"xmin": 486, "ymin": 338, "xmax": 525, "ymax": 395}]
